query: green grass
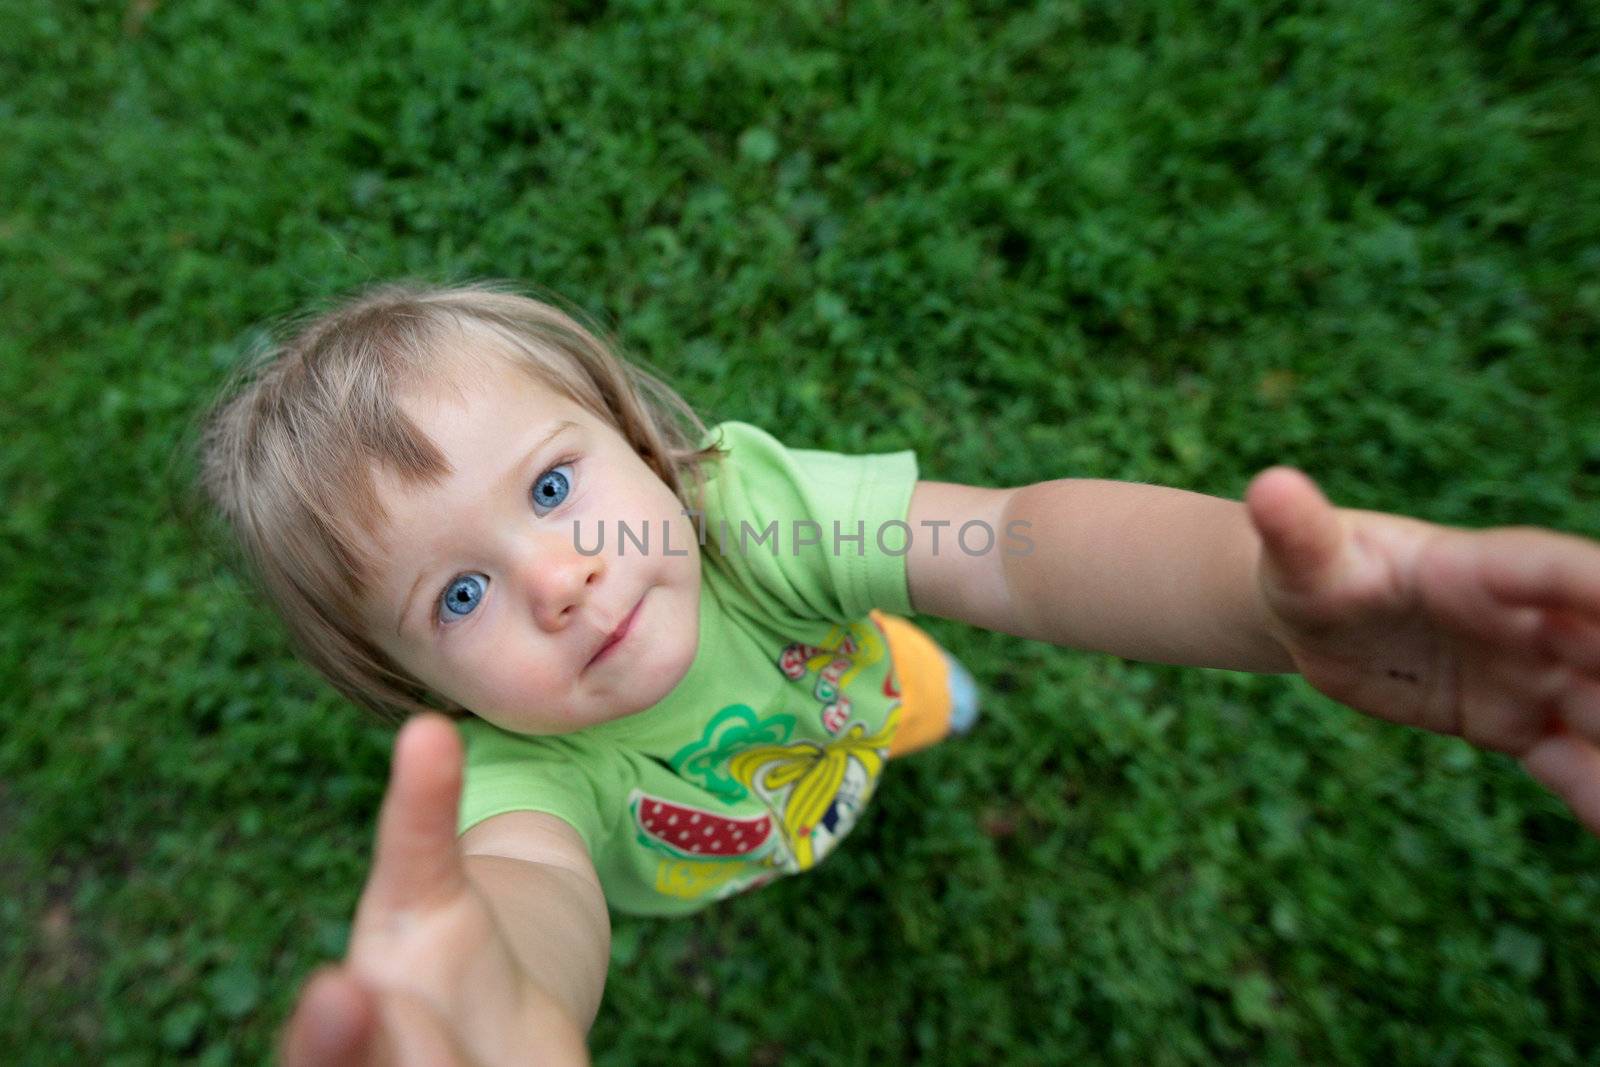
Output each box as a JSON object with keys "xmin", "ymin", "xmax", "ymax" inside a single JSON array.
[{"xmin": 5, "ymin": 0, "xmax": 1600, "ymax": 1062}]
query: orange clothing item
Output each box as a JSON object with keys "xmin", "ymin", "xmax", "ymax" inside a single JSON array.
[{"xmin": 873, "ymin": 610, "xmax": 962, "ymax": 758}]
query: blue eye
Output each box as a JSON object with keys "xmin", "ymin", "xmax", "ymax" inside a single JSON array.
[
  {"xmin": 438, "ymin": 573, "xmax": 486, "ymax": 624},
  {"xmin": 531, "ymin": 463, "xmax": 573, "ymax": 515}
]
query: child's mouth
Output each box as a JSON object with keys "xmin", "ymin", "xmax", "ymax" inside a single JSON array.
[{"xmin": 586, "ymin": 595, "xmax": 643, "ymax": 670}]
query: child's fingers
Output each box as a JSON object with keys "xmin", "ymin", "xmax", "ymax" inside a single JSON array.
[
  {"xmin": 279, "ymin": 966, "xmax": 479, "ymax": 1067},
  {"xmin": 279, "ymin": 965, "xmax": 378, "ymax": 1067},
  {"xmin": 364, "ymin": 714, "xmax": 469, "ymax": 915},
  {"xmin": 1521, "ymin": 732, "xmax": 1600, "ymax": 838},
  {"xmin": 1557, "ymin": 671, "xmax": 1600, "ymax": 742},
  {"xmin": 1417, "ymin": 534, "xmax": 1547, "ymax": 650},
  {"xmin": 1534, "ymin": 610, "xmax": 1600, "ymax": 679},
  {"xmin": 1245, "ymin": 466, "xmax": 1345, "ymax": 597},
  {"xmin": 1422, "ymin": 533, "xmax": 1600, "ymax": 660},
  {"xmin": 1476, "ymin": 527, "xmax": 1600, "ymax": 620},
  {"xmin": 369, "ymin": 988, "xmax": 480, "ymax": 1067}
]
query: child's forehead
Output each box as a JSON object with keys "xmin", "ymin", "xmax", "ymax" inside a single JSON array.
[
  {"xmin": 370, "ymin": 361, "xmax": 614, "ymax": 518},
  {"xmin": 388, "ymin": 375, "xmax": 588, "ymax": 482},
  {"xmin": 407, "ymin": 337, "xmax": 571, "ymax": 413},
  {"xmin": 358, "ymin": 396, "xmax": 582, "ymax": 587}
]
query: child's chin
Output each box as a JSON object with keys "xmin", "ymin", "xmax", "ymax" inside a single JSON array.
[{"xmin": 610, "ymin": 675, "xmax": 678, "ymax": 719}]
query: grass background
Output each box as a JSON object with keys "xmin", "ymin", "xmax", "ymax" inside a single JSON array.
[{"xmin": 4, "ymin": 0, "xmax": 1600, "ymax": 1062}]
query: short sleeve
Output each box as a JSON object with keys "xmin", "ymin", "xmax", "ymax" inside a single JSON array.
[
  {"xmin": 455, "ymin": 717, "xmax": 613, "ymax": 858},
  {"xmin": 697, "ymin": 421, "xmax": 919, "ymax": 625}
]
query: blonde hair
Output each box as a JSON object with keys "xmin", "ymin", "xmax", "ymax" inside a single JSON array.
[{"xmin": 196, "ymin": 279, "xmax": 727, "ymax": 726}]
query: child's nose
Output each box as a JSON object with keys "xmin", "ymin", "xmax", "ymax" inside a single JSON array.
[{"xmin": 521, "ymin": 530, "xmax": 604, "ymax": 631}]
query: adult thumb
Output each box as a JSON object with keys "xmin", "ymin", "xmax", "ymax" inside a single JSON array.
[
  {"xmin": 364, "ymin": 714, "xmax": 469, "ymax": 913},
  {"xmin": 1245, "ymin": 466, "xmax": 1345, "ymax": 596}
]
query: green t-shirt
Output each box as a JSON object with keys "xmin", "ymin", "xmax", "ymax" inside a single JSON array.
[{"xmin": 456, "ymin": 421, "xmax": 920, "ymax": 916}]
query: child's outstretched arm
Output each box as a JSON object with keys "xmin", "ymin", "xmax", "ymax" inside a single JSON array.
[
  {"xmin": 906, "ymin": 469, "xmax": 1600, "ymax": 833},
  {"xmin": 279, "ymin": 716, "xmax": 602, "ymax": 1067}
]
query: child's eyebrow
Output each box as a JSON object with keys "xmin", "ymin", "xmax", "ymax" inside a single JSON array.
[{"xmin": 393, "ymin": 418, "xmax": 580, "ymax": 637}]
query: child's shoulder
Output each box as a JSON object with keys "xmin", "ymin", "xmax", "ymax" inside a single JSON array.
[
  {"xmin": 699, "ymin": 420, "xmax": 914, "ymax": 485},
  {"xmin": 694, "ymin": 420, "xmax": 920, "ymax": 625}
]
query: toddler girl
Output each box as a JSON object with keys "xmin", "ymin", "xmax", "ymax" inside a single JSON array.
[{"xmin": 197, "ymin": 280, "xmax": 1600, "ymax": 1067}]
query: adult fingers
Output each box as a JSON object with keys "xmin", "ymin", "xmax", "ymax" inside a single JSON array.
[
  {"xmin": 1522, "ymin": 731, "xmax": 1600, "ymax": 838},
  {"xmin": 280, "ymin": 965, "xmax": 377, "ymax": 1067},
  {"xmin": 363, "ymin": 714, "xmax": 470, "ymax": 915}
]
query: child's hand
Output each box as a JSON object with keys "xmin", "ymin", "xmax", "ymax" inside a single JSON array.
[
  {"xmin": 280, "ymin": 966, "xmax": 476, "ymax": 1066},
  {"xmin": 278, "ymin": 715, "xmax": 588, "ymax": 1066},
  {"xmin": 1244, "ymin": 467, "xmax": 1600, "ymax": 834}
]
